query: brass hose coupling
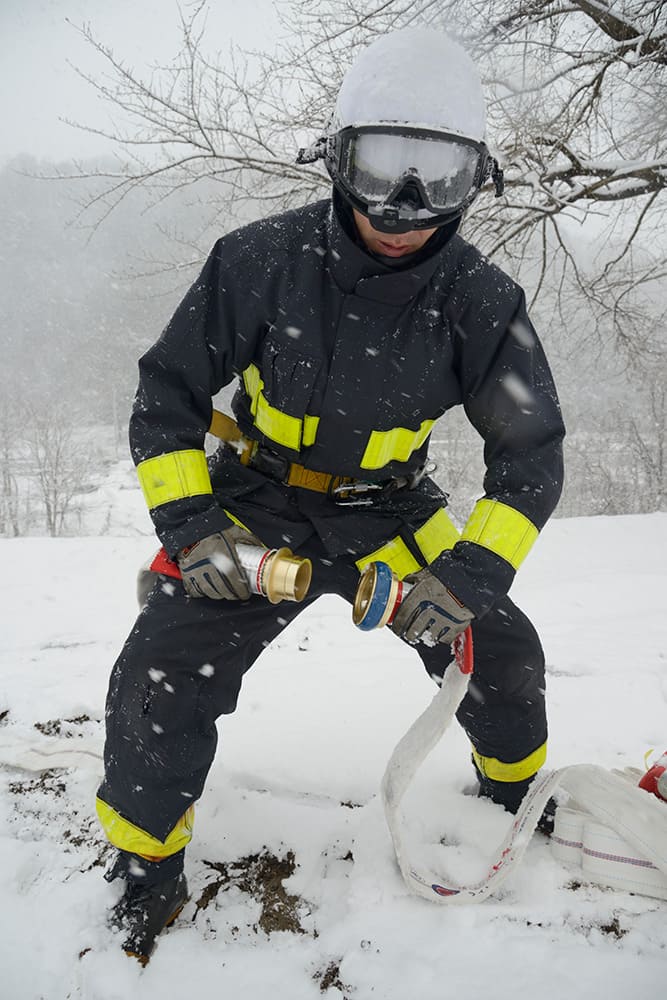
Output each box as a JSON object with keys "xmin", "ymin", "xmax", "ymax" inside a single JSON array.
[{"xmin": 236, "ymin": 544, "xmax": 312, "ymax": 603}]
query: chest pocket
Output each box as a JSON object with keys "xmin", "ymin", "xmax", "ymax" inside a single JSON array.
[{"xmin": 242, "ymin": 336, "xmax": 322, "ymax": 453}]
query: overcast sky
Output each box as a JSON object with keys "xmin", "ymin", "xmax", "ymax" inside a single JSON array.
[{"xmin": 0, "ymin": 0, "xmax": 280, "ymax": 165}]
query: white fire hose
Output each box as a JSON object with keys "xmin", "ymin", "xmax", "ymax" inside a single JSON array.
[{"xmin": 381, "ymin": 631, "xmax": 667, "ymax": 903}]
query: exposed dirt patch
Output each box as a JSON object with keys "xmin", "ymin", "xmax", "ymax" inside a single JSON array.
[
  {"xmin": 599, "ymin": 916, "xmax": 628, "ymax": 939},
  {"xmin": 6, "ymin": 766, "xmax": 111, "ymax": 872},
  {"xmin": 33, "ymin": 715, "xmax": 93, "ymax": 738},
  {"xmin": 8, "ymin": 768, "xmax": 67, "ymax": 797},
  {"xmin": 314, "ymin": 958, "xmax": 352, "ymax": 997},
  {"xmin": 194, "ymin": 849, "xmax": 309, "ymax": 935},
  {"xmin": 0, "ymin": 709, "xmax": 9, "ymax": 725}
]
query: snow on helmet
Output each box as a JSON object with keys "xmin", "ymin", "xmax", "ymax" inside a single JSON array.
[{"xmin": 298, "ymin": 27, "xmax": 503, "ymax": 233}]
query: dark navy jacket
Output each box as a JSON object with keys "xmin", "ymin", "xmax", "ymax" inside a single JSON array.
[{"xmin": 130, "ymin": 198, "xmax": 564, "ymax": 615}]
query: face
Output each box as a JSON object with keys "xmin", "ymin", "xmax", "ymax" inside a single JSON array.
[{"xmin": 352, "ymin": 209, "xmax": 437, "ymax": 259}]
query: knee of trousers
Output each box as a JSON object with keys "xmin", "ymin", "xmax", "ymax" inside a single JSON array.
[
  {"xmin": 470, "ymin": 597, "xmax": 545, "ymax": 679},
  {"xmin": 458, "ymin": 597, "xmax": 547, "ymax": 766}
]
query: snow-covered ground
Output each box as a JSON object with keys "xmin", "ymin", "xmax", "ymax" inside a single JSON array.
[{"xmin": 1, "ymin": 511, "xmax": 665, "ymax": 999}]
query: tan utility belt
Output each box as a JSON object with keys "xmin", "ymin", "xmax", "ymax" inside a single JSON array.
[
  {"xmin": 208, "ymin": 408, "xmax": 426, "ymax": 505},
  {"xmin": 209, "ymin": 408, "xmax": 356, "ymax": 497}
]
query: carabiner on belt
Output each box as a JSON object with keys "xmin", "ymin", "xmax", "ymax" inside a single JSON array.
[{"xmin": 329, "ymin": 480, "xmax": 386, "ymax": 506}]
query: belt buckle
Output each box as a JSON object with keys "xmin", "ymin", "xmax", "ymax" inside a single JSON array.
[{"xmin": 252, "ymin": 447, "xmax": 291, "ymax": 484}]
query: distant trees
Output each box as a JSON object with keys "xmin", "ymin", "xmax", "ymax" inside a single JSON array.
[
  {"xmin": 0, "ymin": 389, "xmax": 89, "ymax": 537},
  {"xmin": 0, "ymin": 156, "xmax": 185, "ymax": 425},
  {"xmin": 0, "ymin": 397, "xmax": 21, "ymax": 537},
  {"xmin": 23, "ymin": 404, "xmax": 89, "ymax": 537}
]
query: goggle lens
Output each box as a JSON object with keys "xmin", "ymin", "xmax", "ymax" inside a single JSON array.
[{"xmin": 340, "ymin": 129, "xmax": 482, "ymax": 212}]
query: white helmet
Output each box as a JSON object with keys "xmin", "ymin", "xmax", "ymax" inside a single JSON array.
[{"xmin": 299, "ymin": 28, "xmax": 503, "ymax": 233}]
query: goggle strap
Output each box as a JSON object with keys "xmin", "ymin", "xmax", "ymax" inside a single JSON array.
[{"xmin": 296, "ymin": 136, "xmax": 328, "ymax": 165}]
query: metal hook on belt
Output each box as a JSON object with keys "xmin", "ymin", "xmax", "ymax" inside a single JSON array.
[
  {"xmin": 330, "ymin": 461, "xmax": 437, "ymax": 506},
  {"xmin": 329, "ymin": 480, "xmax": 385, "ymax": 506}
]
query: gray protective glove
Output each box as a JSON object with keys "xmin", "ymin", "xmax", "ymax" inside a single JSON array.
[
  {"xmin": 391, "ymin": 568, "xmax": 474, "ymax": 646},
  {"xmin": 177, "ymin": 526, "xmax": 261, "ymax": 600}
]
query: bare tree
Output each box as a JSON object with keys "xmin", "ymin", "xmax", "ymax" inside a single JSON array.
[
  {"xmin": 23, "ymin": 405, "xmax": 88, "ymax": 537},
  {"xmin": 626, "ymin": 372, "xmax": 666, "ymax": 510},
  {"xmin": 0, "ymin": 396, "xmax": 22, "ymax": 537}
]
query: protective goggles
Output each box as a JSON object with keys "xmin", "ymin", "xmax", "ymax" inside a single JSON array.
[{"xmin": 326, "ymin": 125, "xmax": 502, "ymax": 227}]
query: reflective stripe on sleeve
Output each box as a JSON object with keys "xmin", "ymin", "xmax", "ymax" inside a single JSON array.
[
  {"xmin": 360, "ymin": 419, "xmax": 435, "ymax": 470},
  {"xmin": 472, "ymin": 742, "xmax": 547, "ymax": 783},
  {"xmin": 222, "ymin": 508, "xmax": 251, "ymax": 532},
  {"xmin": 137, "ymin": 450, "xmax": 212, "ymax": 510},
  {"xmin": 356, "ymin": 536, "xmax": 421, "ymax": 581},
  {"xmin": 355, "ymin": 507, "xmax": 461, "ymax": 581},
  {"xmin": 96, "ymin": 798, "xmax": 194, "ymax": 859},
  {"xmin": 460, "ymin": 499, "xmax": 539, "ymax": 570},
  {"xmin": 413, "ymin": 507, "xmax": 460, "ymax": 564}
]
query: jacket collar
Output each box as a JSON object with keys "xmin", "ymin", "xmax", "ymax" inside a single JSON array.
[{"xmin": 326, "ymin": 193, "xmax": 453, "ymax": 306}]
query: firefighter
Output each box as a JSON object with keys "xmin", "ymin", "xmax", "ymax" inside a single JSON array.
[{"xmin": 98, "ymin": 27, "xmax": 565, "ymax": 961}]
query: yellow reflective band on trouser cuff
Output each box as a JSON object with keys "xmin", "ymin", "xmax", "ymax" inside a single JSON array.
[
  {"xmin": 472, "ymin": 742, "xmax": 547, "ymax": 783},
  {"xmin": 242, "ymin": 364, "xmax": 319, "ymax": 451},
  {"xmin": 137, "ymin": 450, "xmax": 212, "ymax": 510},
  {"xmin": 96, "ymin": 798, "xmax": 194, "ymax": 859},
  {"xmin": 460, "ymin": 499, "xmax": 539, "ymax": 570},
  {"xmin": 356, "ymin": 536, "xmax": 421, "ymax": 581},
  {"xmin": 360, "ymin": 419, "xmax": 435, "ymax": 471},
  {"xmin": 413, "ymin": 508, "xmax": 460, "ymax": 564}
]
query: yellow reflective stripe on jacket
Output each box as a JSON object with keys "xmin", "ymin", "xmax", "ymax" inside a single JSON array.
[
  {"xmin": 96, "ymin": 798, "xmax": 194, "ymax": 858},
  {"xmin": 243, "ymin": 363, "xmax": 262, "ymax": 415},
  {"xmin": 356, "ymin": 536, "xmax": 421, "ymax": 581},
  {"xmin": 360, "ymin": 419, "xmax": 435, "ymax": 471},
  {"xmin": 137, "ymin": 450, "xmax": 212, "ymax": 510},
  {"xmin": 460, "ymin": 499, "xmax": 539, "ymax": 570},
  {"xmin": 242, "ymin": 363, "xmax": 318, "ymax": 451},
  {"xmin": 472, "ymin": 742, "xmax": 547, "ymax": 783},
  {"xmin": 413, "ymin": 508, "xmax": 460, "ymax": 564},
  {"xmin": 303, "ymin": 414, "xmax": 319, "ymax": 447}
]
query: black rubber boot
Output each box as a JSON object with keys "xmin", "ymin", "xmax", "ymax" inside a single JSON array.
[
  {"xmin": 473, "ymin": 759, "xmax": 556, "ymax": 836},
  {"xmin": 108, "ymin": 867, "xmax": 189, "ymax": 964}
]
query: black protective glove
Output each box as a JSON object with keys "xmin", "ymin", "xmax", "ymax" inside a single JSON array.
[
  {"xmin": 391, "ymin": 568, "xmax": 474, "ymax": 646},
  {"xmin": 177, "ymin": 525, "xmax": 261, "ymax": 600}
]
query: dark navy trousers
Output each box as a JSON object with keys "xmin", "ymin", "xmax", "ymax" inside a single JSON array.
[{"xmin": 98, "ymin": 533, "xmax": 547, "ymax": 842}]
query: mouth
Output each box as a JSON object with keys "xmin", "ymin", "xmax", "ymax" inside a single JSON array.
[{"xmin": 374, "ymin": 239, "xmax": 415, "ymax": 257}]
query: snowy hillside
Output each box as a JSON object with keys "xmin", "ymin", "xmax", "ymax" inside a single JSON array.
[{"xmin": 1, "ymin": 512, "xmax": 666, "ymax": 999}]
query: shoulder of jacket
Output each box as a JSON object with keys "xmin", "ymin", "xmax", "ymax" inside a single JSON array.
[
  {"xmin": 210, "ymin": 200, "xmax": 330, "ymax": 268},
  {"xmin": 435, "ymin": 236, "xmax": 524, "ymax": 332},
  {"xmin": 447, "ymin": 236, "xmax": 520, "ymax": 299}
]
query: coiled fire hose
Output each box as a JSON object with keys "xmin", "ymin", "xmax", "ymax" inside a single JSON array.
[{"xmin": 353, "ymin": 562, "xmax": 667, "ymax": 903}]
